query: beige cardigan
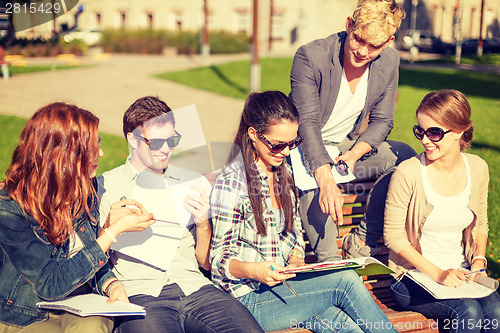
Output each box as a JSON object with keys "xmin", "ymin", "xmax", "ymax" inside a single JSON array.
[{"xmin": 384, "ymin": 153, "xmax": 489, "ymax": 279}]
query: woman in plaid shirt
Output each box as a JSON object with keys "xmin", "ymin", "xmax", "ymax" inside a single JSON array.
[{"xmin": 210, "ymin": 91, "xmax": 397, "ymax": 333}]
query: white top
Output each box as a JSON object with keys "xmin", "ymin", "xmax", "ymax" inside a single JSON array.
[
  {"xmin": 419, "ymin": 153, "xmax": 473, "ymax": 270},
  {"xmin": 98, "ymin": 157, "xmax": 212, "ymax": 297},
  {"xmin": 321, "ymin": 67, "xmax": 369, "ymax": 143}
]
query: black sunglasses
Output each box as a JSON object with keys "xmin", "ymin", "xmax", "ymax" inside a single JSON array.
[
  {"xmin": 257, "ymin": 132, "xmax": 303, "ymax": 154},
  {"xmin": 135, "ymin": 131, "xmax": 182, "ymax": 150},
  {"xmin": 413, "ymin": 125, "xmax": 452, "ymax": 142},
  {"xmin": 334, "ymin": 159, "xmax": 349, "ymax": 176}
]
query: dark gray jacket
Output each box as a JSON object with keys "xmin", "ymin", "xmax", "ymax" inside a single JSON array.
[{"xmin": 290, "ymin": 31, "xmax": 399, "ymax": 172}]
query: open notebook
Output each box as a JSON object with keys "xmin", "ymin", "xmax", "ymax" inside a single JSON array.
[
  {"xmin": 37, "ymin": 294, "xmax": 146, "ymax": 317},
  {"xmin": 406, "ymin": 270, "xmax": 498, "ymax": 299}
]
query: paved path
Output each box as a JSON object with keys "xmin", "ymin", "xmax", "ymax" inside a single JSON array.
[
  {"xmin": 0, "ymin": 53, "xmax": 248, "ymax": 143},
  {"xmin": 2, "ymin": 51, "xmax": 498, "ymax": 143}
]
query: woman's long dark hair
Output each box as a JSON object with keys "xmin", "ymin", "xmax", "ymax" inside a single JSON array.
[
  {"xmin": 229, "ymin": 91, "xmax": 299, "ymax": 235},
  {"xmin": 4, "ymin": 102, "xmax": 100, "ymax": 246}
]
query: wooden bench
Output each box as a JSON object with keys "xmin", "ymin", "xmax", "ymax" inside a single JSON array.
[{"xmin": 268, "ymin": 182, "xmax": 438, "ymax": 333}]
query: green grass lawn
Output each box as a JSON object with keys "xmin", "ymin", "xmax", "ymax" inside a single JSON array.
[
  {"xmin": 153, "ymin": 57, "xmax": 294, "ymax": 100},
  {"xmin": 0, "ymin": 64, "xmax": 86, "ymax": 77},
  {"xmin": 156, "ymin": 57, "xmax": 500, "ymax": 278}
]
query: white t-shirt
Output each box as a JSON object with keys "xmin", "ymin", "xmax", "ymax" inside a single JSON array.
[
  {"xmin": 419, "ymin": 153, "xmax": 473, "ymax": 270},
  {"xmin": 321, "ymin": 67, "xmax": 369, "ymax": 143},
  {"xmin": 99, "ymin": 159, "xmax": 213, "ymax": 297}
]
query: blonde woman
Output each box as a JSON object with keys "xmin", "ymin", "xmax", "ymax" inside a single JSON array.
[{"xmin": 384, "ymin": 90, "xmax": 500, "ymax": 332}]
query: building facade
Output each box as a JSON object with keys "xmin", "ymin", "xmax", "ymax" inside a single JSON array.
[{"xmin": 10, "ymin": 0, "xmax": 500, "ymax": 55}]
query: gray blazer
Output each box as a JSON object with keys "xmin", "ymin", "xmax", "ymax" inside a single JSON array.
[{"xmin": 290, "ymin": 31, "xmax": 400, "ymax": 173}]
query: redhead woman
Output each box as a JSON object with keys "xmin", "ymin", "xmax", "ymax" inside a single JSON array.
[
  {"xmin": 210, "ymin": 91, "xmax": 398, "ymax": 333},
  {"xmin": 0, "ymin": 103, "xmax": 154, "ymax": 333},
  {"xmin": 384, "ymin": 90, "xmax": 500, "ymax": 333}
]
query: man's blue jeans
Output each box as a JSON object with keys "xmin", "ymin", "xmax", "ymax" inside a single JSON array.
[
  {"xmin": 391, "ymin": 277, "xmax": 500, "ymax": 333},
  {"xmin": 116, "ymin": 284, "xmax": 264, "ymax": 333},
  {"xmin": 239, "ymin": 269, "xmax": 398, "ymax": 333}
]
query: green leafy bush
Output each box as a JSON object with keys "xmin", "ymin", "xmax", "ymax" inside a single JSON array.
[
  {"xmin": 100, "ymin": 28, "xmax": 249, "ymax": 55},
  {"xmin": 209, "ymin": 30, "xmax": 250, "ymax": 54},
  {"xmin": 4, "ymin": 37, "xmax": 86, "ymax": 57}
]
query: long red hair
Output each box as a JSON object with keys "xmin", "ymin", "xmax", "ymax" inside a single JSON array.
[{"xmin": 4, "ymin": 102, "xmax": 100, "ymax": 246}]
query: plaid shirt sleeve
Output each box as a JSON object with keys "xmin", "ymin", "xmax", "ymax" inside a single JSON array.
[{"xmin": 210, "ymin": 170, "xmax": 246, "ymax": 283}]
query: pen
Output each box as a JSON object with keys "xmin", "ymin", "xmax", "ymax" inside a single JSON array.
[
  {"xmin": 154, "ymin": 219, "xmax": 182, "ymax": 226},
  {"xmin": 269, "ymin": 265, "xmax": 299, "ymax": 298},
  {"xmin": 465, "ymin": 268, "xmax": 486, "ymax": 276}
]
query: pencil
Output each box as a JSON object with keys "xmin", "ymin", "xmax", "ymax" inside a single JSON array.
[
  {"xmin": 270, "ymin": 265, "xmax": 299, "ymax": 298},
  {"xmin": 154, "ymin": 219, "xmax": 181, "ymax": 225}
]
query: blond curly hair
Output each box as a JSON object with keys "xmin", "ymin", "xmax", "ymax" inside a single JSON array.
[{"xmin": 351, "ymin": 0, "xmax": 405, "ymax": 46}]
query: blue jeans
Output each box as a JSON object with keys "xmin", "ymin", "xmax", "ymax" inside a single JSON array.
[
  {"xmin": 299, "ymin": 139, "xmax": 416, "ymax": 261},
  {"xmin": 391, "ymin": 277, "xmax": 500, "ymax": 333},
  {"xmin": 238, "ymin": 269, "xmax": 397, "ymax": 333},
  {"xmin": 116, "ymin": 284, "xmax": 264, "ymax": 333}
]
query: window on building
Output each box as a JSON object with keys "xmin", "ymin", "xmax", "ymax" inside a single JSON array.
[
  {"xmin": 96, "ymin": 12, "xmax": 102, "ymax": 26},
  {"xmin": 469, "ymin": 7, "xmax": 476, "ymax": 38},
  {"xmin": 175, "ymin": 12, "xmax": 183, "ymax": 30},
  {"xmin": 236, "ymin": 11, "xmax": 248, "ymax": 34},
  {"xmin": 120, "ymin": 12, "xmax": 126, "ymax": 28},
  {"xmin": 271, "ymin": 12, "xmax": 284, "ymax": 40},
  {"xmin": 147, "ymin": 13, "xmax": 153, "ymax": 28}
]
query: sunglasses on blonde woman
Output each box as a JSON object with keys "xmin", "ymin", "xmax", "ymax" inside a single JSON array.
[
  {"xmin": 413, "ymin": 125, "xmax": 452, "ymax": 142},
  {"xmin": 257, "ymin": 132, "xmax": 303, "ymax": 154}
]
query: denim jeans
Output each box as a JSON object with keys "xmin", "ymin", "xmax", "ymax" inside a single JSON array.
[
  {"xmin": 238, "ymin": 269, "xmax": 397, "ymax": 333},
  {"xmin": 391, "ymin": 277, "xmax": 500, "ymax": 333},
  {"xmin": 116, "ymin": 284, "xmax": 264, "ymax": 333},
  {"xmin": 299, "ymin": 139, "xmax": 416, "ymax": 261}
]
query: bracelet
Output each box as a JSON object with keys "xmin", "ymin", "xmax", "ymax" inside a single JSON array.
[
  {"xmin": 104, "ymin": 228, "xmax": 117, "ymax": 243},
  {"xmin": 104, "ymin": 279, "xmax": 120, "ymax": 296},
  {"xmin": 472, "ymin": 256, "xmax": 487, "ymax": 267},
  {"xmin": 289, "ymin": 249, "xmax": 305, "ymax": 260}
]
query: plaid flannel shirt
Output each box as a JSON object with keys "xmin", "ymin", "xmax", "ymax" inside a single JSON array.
[{"xmin": 210, "ymin": 157, "xmax": 305, "ymax": 298}]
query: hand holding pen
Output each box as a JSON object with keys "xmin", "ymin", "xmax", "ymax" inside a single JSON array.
[
  {"xmin": 269, "ymin": 265, "xmax": 299, "ymax": 298},
  {"xmin": 250, "ymin": 261, "xmax": 297, "ymax": 295},
  {"xmin": 465, "ymin": 268, "xmax": 486, "ymax": 283}
]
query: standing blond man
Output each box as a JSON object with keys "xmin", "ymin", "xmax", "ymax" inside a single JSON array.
[{"xmin": 290, "ymin": 0, "xmax": 416, "ymax": 261}]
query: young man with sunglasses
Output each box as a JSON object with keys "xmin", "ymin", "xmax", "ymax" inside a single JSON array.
[
  {"xmin": 97, "ymin": 96, "xmax": 264, "ymax": 333},
  {"xmin": 290, "ymin": 0, "xmax": 416, "ymax": 261}
]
